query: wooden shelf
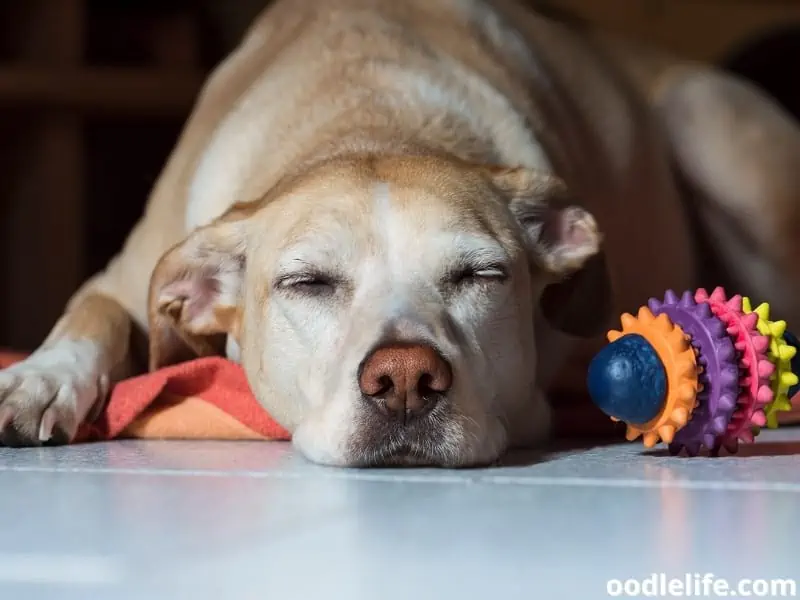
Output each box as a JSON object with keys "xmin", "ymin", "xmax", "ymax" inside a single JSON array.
[
  {"xmin": 0, "ymin": 0, "xmax": 209, "ymax": 349},
  {"xmin": 0, "ymin": 67, "xmax": 205, "ymax": 116}
]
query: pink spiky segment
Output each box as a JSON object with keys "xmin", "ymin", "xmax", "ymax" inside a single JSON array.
[{"xmin": 694, "ymin": 287, "xmax": 774, "ymax": 452}]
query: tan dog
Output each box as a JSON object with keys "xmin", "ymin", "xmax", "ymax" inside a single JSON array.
[{"xmin": 1, "ymin": 0, "xmax": 799, "ymax": 466}]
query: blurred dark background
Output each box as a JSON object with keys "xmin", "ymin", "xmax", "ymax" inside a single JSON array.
[{"xmin": 1, "ymin": 0, "xmax": 799, "ymax": 351}]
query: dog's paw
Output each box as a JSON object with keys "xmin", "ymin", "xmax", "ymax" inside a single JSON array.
[{"xmin": 0, "ymin": 342, "xmax": 107, "ymax": 447}]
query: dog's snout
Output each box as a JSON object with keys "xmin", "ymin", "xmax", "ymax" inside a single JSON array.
[{"xmin": 359, "ymin": 344, "xmax": 452, "ymax": 421}]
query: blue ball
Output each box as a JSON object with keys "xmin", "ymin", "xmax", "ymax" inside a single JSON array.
[
  {"xmin": 587, "ymin": 334, "xmax": 667, "ymax": 425},
  {"xmin": 783, "ymin": 330, "xmax": 800, "ymax": 399}
]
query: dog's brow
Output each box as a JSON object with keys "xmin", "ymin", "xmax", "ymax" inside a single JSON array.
[
  {"xmin": 448, "ymin": 234, "xmax": 509, "ymax": 264},
  {"xmin": 275, "ymin": 246, "xmax": 338, "ymax": 274},
  {"xmin": 458, "ymin": 247, "xmax": 509, "ymax": 268}
]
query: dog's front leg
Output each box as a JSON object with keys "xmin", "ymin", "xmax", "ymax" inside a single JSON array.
[{"xmin": 0, "ymin": 284, "xmax": 135, "ymax": 446}]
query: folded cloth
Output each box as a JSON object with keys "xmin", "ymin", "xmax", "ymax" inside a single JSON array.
[
  {"xmin": 6, "ymin": 349, "xmax": 792, "ymax": 443},
  {"xmin": 0, "ymin": 351, "xmax": 290, "ymax": 442}
]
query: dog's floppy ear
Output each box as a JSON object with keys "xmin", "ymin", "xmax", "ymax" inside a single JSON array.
[
  {"xmin": 147, "ymin": 215, "xmax": 248, "ymax": 371},
  {"xmin": 488, "ymin": 166, "xmax": 613, "ymax": 338}
]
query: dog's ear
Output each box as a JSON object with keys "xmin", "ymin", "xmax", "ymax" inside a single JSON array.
[
  {"xmin": 488, "ymin": 166, "xmax": 613, "ymax": 338},
  {"xmin": 147, "ymin": 215, "xmax": 248, "ymax": 371}
]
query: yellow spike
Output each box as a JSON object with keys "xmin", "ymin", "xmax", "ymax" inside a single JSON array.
[
  {"xmin": 673, "ymin": 407, "xmax": 690, "ymax": 426},
  {"xmin": 781, "ymin": 372, "xmax": 799, "ymax": 387},
  {"xmin": 620, "ymin": 313, "xmax": 636, "ymax": 329},
  {"xmin": 643, "ymin": 432, "xmax": 659, "ymax": 448},
  {"xmin": 779, "ymin": 345, "xmax": 797, "ymax": 361},
  {"xmin": 742, "ymin": 297, "xmax": 753, "ymax": 313},
  {"xmin": 607, "ymin": 331, "xmax": 623, "ymax": 343},
  {"xmin": 771, "ymin": 320, "xmax": 787, "ymax": 338},
  {"xmin": 658, "ymin": 425, "xmax": 676, "ymax": 443},
  {"xmin": 754, "ymin": 303, "xmax": 771, "ymax": 321},
  {"xmin": 769, "ymin": 339, "xmax": 780, "ymax": 356}
]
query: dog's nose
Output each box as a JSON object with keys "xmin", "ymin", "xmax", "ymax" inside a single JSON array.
[{"xmin": 359, "ymin": 343, "xmax": 452, "ymax": 421}]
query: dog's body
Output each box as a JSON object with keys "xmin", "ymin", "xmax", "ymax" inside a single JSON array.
[{"xmin": 2, "ymin": 0, "xmax": 799, "ymax": 465}]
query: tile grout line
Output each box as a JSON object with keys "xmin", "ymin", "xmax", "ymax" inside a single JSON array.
[{"xmin": 2, "ymin": 464, "xmax": 800, "ymax": 492}]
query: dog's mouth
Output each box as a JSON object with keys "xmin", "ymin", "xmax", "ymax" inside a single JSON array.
[
  {"xmin": 348, "ymin": 403, "xmax": 463, "ymax": 467},
  {"xmin": 362, "ymin": 442, "xmax": 458, "ymax": 467},
  {"xmin": 377, "ymin": 445, "xmax": 437, "ymax": 466}
]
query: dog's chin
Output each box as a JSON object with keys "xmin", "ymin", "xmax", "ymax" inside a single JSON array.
[
  {"xmin": 291, "ymin": 398, "xmax": 510, "ymax": 468},
  {"xmin": 367, "ymin": 445, "xmax": 499, "ymax": 468},
  {"xmin": 345, "ymin": 408, "xmax": 507, "ymax": 468}
]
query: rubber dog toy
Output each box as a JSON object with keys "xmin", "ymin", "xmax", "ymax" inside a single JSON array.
[{"xmin": 587, "ymin": 287, "xmax": 799, "ymax": 455}]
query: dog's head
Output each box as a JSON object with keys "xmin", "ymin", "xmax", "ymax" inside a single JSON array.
[{"xmin": 148, "ymin": 156, "xmax": 610, "ymax": 466}]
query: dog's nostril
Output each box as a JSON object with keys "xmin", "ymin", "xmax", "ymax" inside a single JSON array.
[
  {"xmin": 407, "ymin": 374, "xmax": 443, "ymax": 415},
  {"xmin": 417, "ymin": 372, "xmax": 433, "ymax": 393},
  {"xmin": 420, "ymin": 365, "xmax": 451, "ymax": 394},
  {"xmin": 375, "ymin": 375, "xmax": 394, "ymax": 396},
  {"xmin": 416, "ymin": 373, "xmax": 446, "ymax": 400}
]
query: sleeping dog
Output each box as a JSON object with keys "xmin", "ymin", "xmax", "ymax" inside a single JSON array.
[{"xmin": 1, "ymin": 0, "xmax": 799, "ymax": 466}]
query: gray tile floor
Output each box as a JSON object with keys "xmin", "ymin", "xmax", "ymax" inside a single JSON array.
[{"xmin": 1, "ymin": 429, "xmax": 799, "ymax": 600}]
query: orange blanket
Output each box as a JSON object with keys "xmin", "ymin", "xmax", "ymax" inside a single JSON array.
[{"xmin": 0, "ymin": 352, "xmax": 290, "ymax": 442}]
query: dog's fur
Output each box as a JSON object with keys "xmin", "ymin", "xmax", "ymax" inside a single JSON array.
[{"xmin": 1, "ymin": 0, "xmax": 799, "ymax": 466}]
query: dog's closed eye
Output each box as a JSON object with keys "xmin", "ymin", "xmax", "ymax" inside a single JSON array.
[
  {"xmin": 442, "ymin": 241, "xmax": 511, "ymax": 291},
  {"xmin": 275, "ymin": 271, "xmax": 340, "ymax": 296},
  {"xmin": 449, "ymin": 264, "xmax": 508, "ymax": 286}
]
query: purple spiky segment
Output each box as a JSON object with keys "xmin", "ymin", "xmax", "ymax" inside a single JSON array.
[{"xmin": 647, "ymin": 290, "xmax": 739, "ymax": 456}]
